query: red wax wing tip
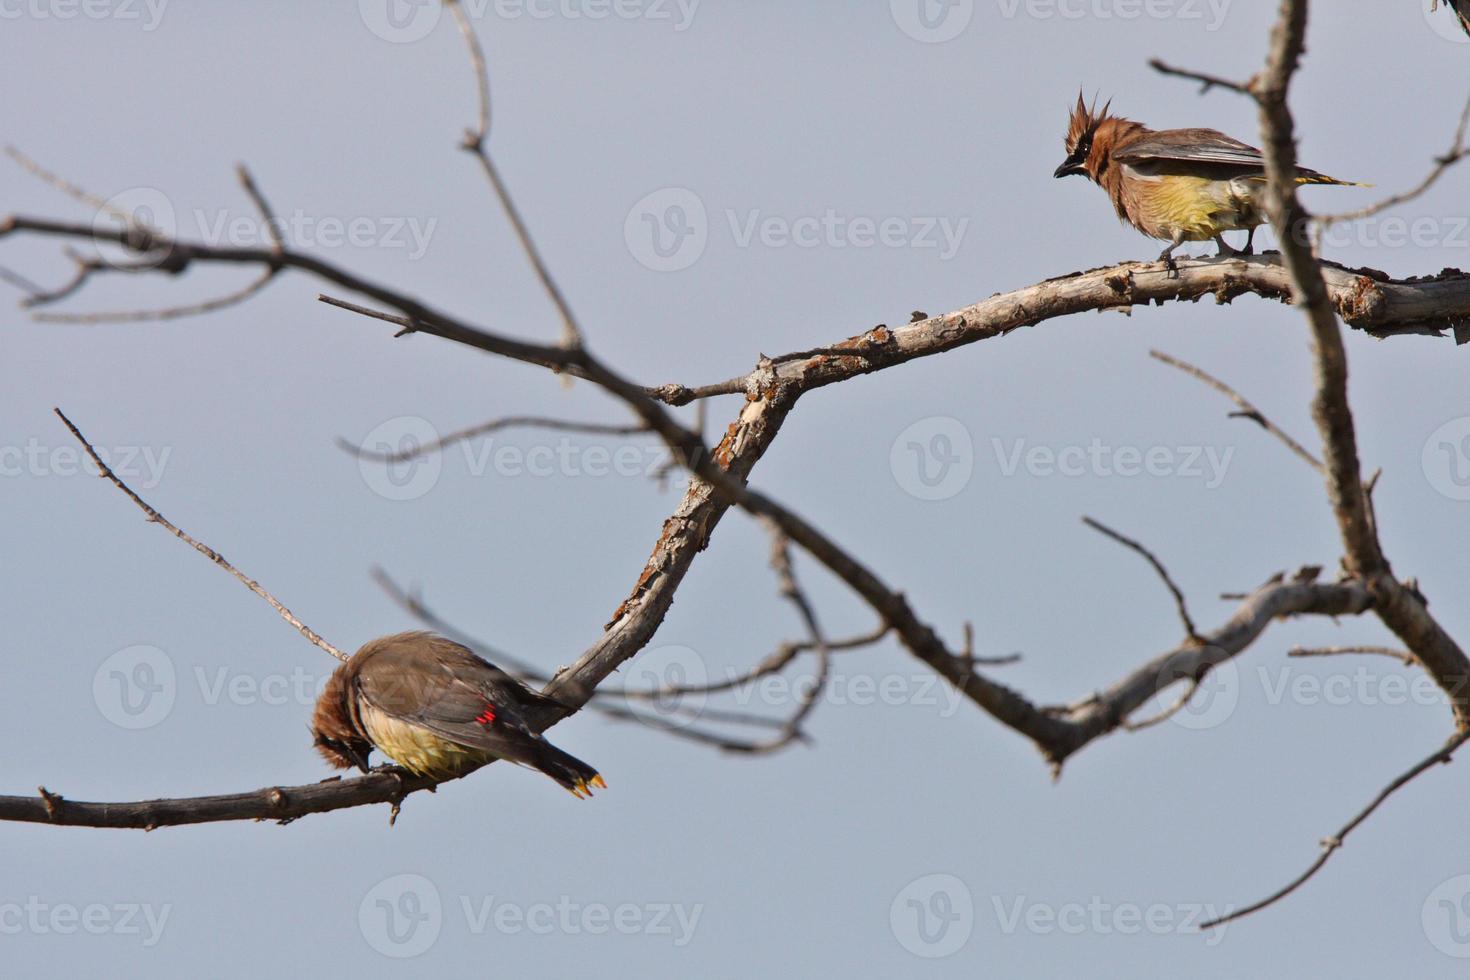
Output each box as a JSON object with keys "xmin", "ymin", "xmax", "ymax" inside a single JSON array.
[{"xmin": 474, "ymin": 705, "xmax": 496, "ymax": 725}]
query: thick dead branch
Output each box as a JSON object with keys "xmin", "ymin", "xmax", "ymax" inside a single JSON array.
[
  {"xmin": 1250, "ymin": 0, "xmax": 1470, "ymax": 729},
  {"xmin": 0, "ymin": 772, "xmax": 444, "ymax": 830}
]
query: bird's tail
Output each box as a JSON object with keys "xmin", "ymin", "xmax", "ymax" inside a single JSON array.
[
  {"xmin": 528, "ymin": 740, "xmax": 607, "ymax": 799},
  {"xmin": 1293, "ymin": 170, "xmax": 1371, "ymax": 188}
]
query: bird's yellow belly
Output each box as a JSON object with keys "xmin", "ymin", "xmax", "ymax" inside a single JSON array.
[
  {"xmin": 360, "ymin": 703, "xmax": 495, "ymax": 779},
  {"xmin": 1132, "ymin": 174, "xmax": 1262, "ymax": 242}
]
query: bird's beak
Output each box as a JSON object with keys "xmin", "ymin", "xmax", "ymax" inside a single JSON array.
[{"xmin": 1054, "ymin": 160, "xmax": 1085, "ymax": 179}]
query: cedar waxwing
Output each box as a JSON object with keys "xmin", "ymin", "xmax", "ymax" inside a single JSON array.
[
  {"xmin": 311, "ymin": 631, "xmax": 606, "ymax": 798},
  {"xmin": 1054, "ymin": 95, "xmax": 1366, "ymax": 269}
]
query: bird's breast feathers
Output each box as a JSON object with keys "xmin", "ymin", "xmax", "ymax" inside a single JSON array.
[
  {"xmin": 359, "ymin": 702, "xmax": 497, "ymax": 779},
  {"xmin": 1118, "ymin": 165, "xmax": 1262, "ymax": 241}
]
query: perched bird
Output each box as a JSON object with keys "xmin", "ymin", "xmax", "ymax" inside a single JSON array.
[
  {"xmin": 1053, "ymin": 94, "xmax": 1365, "ymax": 270},
  {"xmin": 311, "ymin": 631, "xmax": 606, "ymax": 798}
]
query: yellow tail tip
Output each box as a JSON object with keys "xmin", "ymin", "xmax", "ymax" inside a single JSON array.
[
  {"xmin": 1295, "ymin": 175, "xmax": 1372, "ymax": 188},
  {"xmin": 565, "ymin": 774, "xmax": 606, "ymax": 798}
]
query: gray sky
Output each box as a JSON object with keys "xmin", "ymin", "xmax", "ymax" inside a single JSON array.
[{"xmin": 3, "ymin": 1, "xmax": 1469, "ymax": 976}]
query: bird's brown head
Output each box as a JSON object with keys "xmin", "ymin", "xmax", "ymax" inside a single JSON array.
[
  {"xmin": 1055, "ymin": 92, "xmax": 1117, "ymax": 182},
  {"xmin": 311, "ymin": 660, "xmax": 373, "ymax": 772}
]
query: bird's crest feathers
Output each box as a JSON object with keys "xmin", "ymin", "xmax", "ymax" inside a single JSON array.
[{"xmin": 1064, "ymin": 90, "xmax": 1113, "ymax": 156}]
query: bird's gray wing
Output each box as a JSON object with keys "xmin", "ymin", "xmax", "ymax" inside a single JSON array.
[
  {"xmin": 1112, "ymin": 128, "xmax": 1265, "ymax": 169},
  {"xmin": 355, "ymin": 636, "xmax": 545, "ymax": 747}
]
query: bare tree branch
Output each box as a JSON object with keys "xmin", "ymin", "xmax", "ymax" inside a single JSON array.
[
  {"xmin": 1288, "ymin": 645, "xmax": 1415, "ymax": 666},
  {"xmin": 1249, "ymin": 0, "xmax": 1470, "ymax": 728},
  {"xmin": 235, "ymin": 163, "xmax": 285, "ymax": 254},
  {"xmin": 446, "ymin": 0, "xmax": 582, "ymax": 349},
  {"xmin": 708, "ymin": 523, "xmax": 832, "ymax": 755},
  {"xmin": 0, "ymin": 771, "xmax": 444, "ymax": 829},
  {"xmin": 0, "ymin": 262, "xmax": 46, "ymax": 296},
  {"xmin": 1147, "ymin": 58, "xmax": 1253, "ymax": 96},
  {"xmin": 1318, "ymin": 89, "xmax": 1470, "ymax": 224},
  {"xmin": 6, "ymin": 145, "xmax": 143, "ymax": 228},
  {"xmin": 53, "ymin": 409, "xmax": 348, "ymax": 663},
  {"xmin": 624, "ymin": 626, "xmax": 889, "ymax": 700},
  {"xmin": 31, "ymin": 266, "xmax": 278, "ymax": 324},
  {"xmin": 1149, "ymin": 350, "xmax": 1322, "ymax": 472},
  {"xmin": 1081, "ymin": 516, "xmax": 1202, "ymax": 643},
  {"xmin": 1120, "ymin": 679, "xmax": 1201, "ymax": 732},
  {"xmin": 1199, "ymin": 730, "xmax": 1470, "ymax": 929},
  {"xmin": 340, "ymin": 415, "xmax": 650, "ymax": 464}
]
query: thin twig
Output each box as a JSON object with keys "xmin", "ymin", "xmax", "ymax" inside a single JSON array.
[
  {"xmin": 340, "ymin": 415, "xmax": 650, "ymax": 464},
  {"xmin": 14, "ymin": 162, "xmax": 285, "ymax": 323},
  {"xmin": 0, "ymin": 263, "xmax": 46, "ymax": 296},
  {"xmin": 446, "ymin": 0, "xmax": 492, "ymax": 143},
  {"xmin": 1082, "ymin": 516, "xmax": 1202, "ymax": 643},
  {"xmin": 1147, "ymin": 59, "xmax": 1253, "ymax": 97},
  {"xmin": 446, "ymin": 0, "xmax": 582, "ymax": 349},
  {"xmin": 623, "ymin": 626, "xmax": 889, "ymax": 699},
  {"xmin": 6, "ymin": 145, "xmax": 139, "ymax": 227},
  {"xmin": 235, "ymin": 163, "xmax": 284, "ymax": 253},
  {"xmin": 720, "ymin": 523, "xmax": 832, "ymax": 754},
  {"xmin": 23, "ymin": 248, "xmax": 167, "ymax": 308},
  {"xmin": 32, "ymin": 266, "xmax": 278, "ymax": 324},
  {"xmin": 1287, "ymin": 645, "xmax": 1416, "ymax": 666},
  {"xmin": 955, "ymin": 620, "xmax": 1023, "ymax": 673},
  {"xmin": 1318, "ymin": 90, "xmax": 1470, "ymax": 224},
  {"xmin": 1150, "ymin": 350, "xmax": 1322, "ymax": 472},
  {"xmin": 54, "ymin": 409, "xmax": 348, "ymax": 662},
  {"xmin": 1200, "ymin": 730, "xmax": 1470, "ymax": 929},
  {"xmin": 1121, "ymin": 679, "xmax": 1200, "ymax": 731}
]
